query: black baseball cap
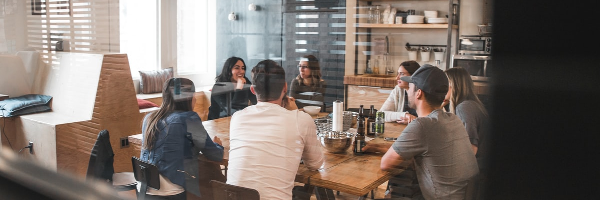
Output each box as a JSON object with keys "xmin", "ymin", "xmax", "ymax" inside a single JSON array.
[{"xmin": 400, "ymin": 64, "xmax": 448, "ymax": 97}]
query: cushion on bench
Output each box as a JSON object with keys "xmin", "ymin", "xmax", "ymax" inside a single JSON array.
[
  {"xmin": 0, "ymin": 94, "xmax": 52, "ymax": 117},
  {"xmin": 138, "ymin": 68, "xmax": 173, "ymax": 94},
  {"xmin": 137, "ymin": 98, "xmax": 159, "ymax": 109}
]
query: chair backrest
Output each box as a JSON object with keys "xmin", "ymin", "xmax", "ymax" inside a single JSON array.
[
  {"xmin": 210, "ymin": 180, "xmax": 259, "ymax": 200},
  {"xmin": 86, "ymin": 129, "xmax": 115, "ymax": 182},
  {"xmin": 131, "ymin": 156, "xmax": 160, "ymax": 190}
]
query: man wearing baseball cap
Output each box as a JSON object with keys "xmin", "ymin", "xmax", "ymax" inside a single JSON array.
[{"xmin": 364, "ymin": 64, "xmax": 478, "ymax": 199}]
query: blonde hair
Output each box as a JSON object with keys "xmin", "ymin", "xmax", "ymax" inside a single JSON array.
[{"xmin": 445, "ymin": 67, "xmax": 488, "ymax": 116}]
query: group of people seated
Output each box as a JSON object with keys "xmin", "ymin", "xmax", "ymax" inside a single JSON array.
[
  {"xmin": 373, "ymin": 62, "xmax": 489, "ymax": 199},
  {"xmin": 208, "ymin": 55, "xmax": 326, "ymax": 121},
  {"xmin": 137, "ymin": 54, "xmax": 489, "ymax": 200}
]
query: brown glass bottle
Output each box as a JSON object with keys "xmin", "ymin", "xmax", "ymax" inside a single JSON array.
[
  {"xmin": 354, "ymin": 117, "xmax": 366, "ymax": 155},
  {"xmin": 358, "ymin": 105, "xmax": 365, "ymax": 120},
  {"xmin": 366, "ymin": 105, "xmax": 376, "ymax": 136},
  {"xmin": 358, "ymin": 105, "xmax": 365, "ymax": 133}
]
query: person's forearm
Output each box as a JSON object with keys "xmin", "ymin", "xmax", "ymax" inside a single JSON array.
[{"xmin": 383, "ymin": 111, "xmax": 404, "ymax": 122}]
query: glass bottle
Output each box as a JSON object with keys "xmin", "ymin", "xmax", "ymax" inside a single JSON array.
[
  {"xmin": 374, "ymin": 5, "xmax": 381, "ymax": 24},
  {"xmin": 366, "ymin": 105, "xmax": 376, "ymax": 136},
  {"xmin": 358, "ymin": 105, "xmax": 365, "ymax": 121},
  {"xmin": 354, "ymin": 116, "xmax": 366, "ymax": 155},
  {"xmin": 375, "ymin": 111, "xmax": 385, "ymax": 137},
  {"xmin": 367, "ymin": 6, "xmax": 374, "ymax": 23},
  {"xmin": 372, "ymin": 57, "xmax": 380, "ymax": 75}
]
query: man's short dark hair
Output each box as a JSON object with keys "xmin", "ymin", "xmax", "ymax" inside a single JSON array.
[
  {"xmin": 413, "ymin": 84, "xmax": 445, "ymax": 107},
  {"xmin": 251, "ymin": 60, "xmax": 286, "ymax": 102}
]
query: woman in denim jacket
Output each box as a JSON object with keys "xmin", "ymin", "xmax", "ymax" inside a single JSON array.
[{"xmin": 141, "ymin": 78, "xmax": 224, "ymax": 200}]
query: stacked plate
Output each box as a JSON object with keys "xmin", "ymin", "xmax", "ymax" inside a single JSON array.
[
  {"xmin": 427, "ymin": 18, "xmax": 448, "ymax": 24},
  {"xmin": 406, "ymin": 15, "xmax": 425, "ymax": 24}
]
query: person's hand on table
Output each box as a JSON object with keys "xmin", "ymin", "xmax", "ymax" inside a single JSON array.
[
  {"xmin": 361, "ymin": 142, "xmax": 392, "ymax": 153},
  {"xmin": 213, "ymin": 136, "xmax": 223, "ymax": 146},
  {"xmin": 396, "ymin": 113, "xmax": 417, "ymax": 124}
]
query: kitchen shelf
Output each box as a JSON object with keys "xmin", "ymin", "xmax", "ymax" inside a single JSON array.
[{"xmin": 356, "ymin": 23, "xmax": 457, "ymax": 29}]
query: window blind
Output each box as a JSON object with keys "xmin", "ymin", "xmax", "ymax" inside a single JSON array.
[
  {"xmin": 26, "ymin": 0, "xmax": 119, "ymax": 64},
  {"xmin": 284, "ymin": 0, "xmax": 347, "ymax": 107}
]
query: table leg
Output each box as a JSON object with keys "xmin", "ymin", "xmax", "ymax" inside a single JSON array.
[
  {"xmin": 314, "ymin": 187, "xmax": 335, "ymax": 200},
  {"xmin": 226, "ymin": 92, "xmax": 232, "ymax": 117},
  {"xmin": 292, "ymin": 184, "xmax": 314, "ymax": 200}
]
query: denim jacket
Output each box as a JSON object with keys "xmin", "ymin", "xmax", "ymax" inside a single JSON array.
[{"xmin": 141, "ymin": 111, "xmax": 224, "ymax": 197}]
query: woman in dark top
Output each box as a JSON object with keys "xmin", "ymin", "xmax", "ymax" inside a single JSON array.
[
  {"xmin": 289, "ymin": 55, "xmax": 326, "ymax": 109},
  {"xmin": 444, "ymin": 67, "xmax": 489, "ymax": 199},
  {"xmin": 208, "ymin": 57, "xmax": 257, "ymax": 120},
  {"xmin": 141, "ymin": 78, "xmax": 224, "ymax": 200}
]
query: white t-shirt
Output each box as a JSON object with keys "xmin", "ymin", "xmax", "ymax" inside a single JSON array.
[{"xmin": 227, "ymin": 102, "xmax": 324, "ymax": 200}]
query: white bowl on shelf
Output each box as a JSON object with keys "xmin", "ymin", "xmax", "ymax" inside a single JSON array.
[
  {"xmin": 303, "ymin": 106, "xmax": 321, "ymax": 116},
  {"xmin": 406, "ymin": 15, "xmax": 424, "ymax": 24},
  {"xmin": 424, "ymin": 10, "xmax": 438, "ymax": 19}
]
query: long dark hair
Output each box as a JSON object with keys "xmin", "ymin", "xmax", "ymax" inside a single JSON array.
[
  {"xmin": 400, "ymin": 60, "xmax": 421, "ymax": 75},
  {"xmin": 215, "ymin": 57, "xmax": 247, "ymax": 82},
  {"xmin": 142, "ymin": 78, "xmax": 195, "ymax": 150}
]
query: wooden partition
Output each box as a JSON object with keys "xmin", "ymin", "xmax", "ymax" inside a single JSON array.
[{"xmin": 3, "ymin": 53, "xmax": 146, "ymax": 177}]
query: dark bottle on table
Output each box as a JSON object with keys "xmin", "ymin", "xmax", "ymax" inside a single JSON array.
[
  {"xmin": 358, "ymin": 105, "xmax": 365, "ymax": 133},
  {"xmin": 366, "ymin": 105, "xmax": 376, "ymax": 136},
  {"xmin": 358, "ymin": 105, "xmax": 365, "ymax": 120},
  {"xmin": 354, "ymin": 117, "xmax": 366, "ymax": 155}
]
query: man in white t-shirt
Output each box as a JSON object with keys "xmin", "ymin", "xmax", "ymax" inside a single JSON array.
[{"xmin": 227, "ymin": 59, "xmax": 324, "ymax": 200}]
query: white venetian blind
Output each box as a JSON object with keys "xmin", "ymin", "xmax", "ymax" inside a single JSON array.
[{"xmin": 26, "ymin": 0, "xmax": 119, "ymax": 64}]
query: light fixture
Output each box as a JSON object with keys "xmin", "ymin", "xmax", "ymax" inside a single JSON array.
[
  {"xmin": 248, "ymin": 3, "xmax": 257, "ymax": 11},
  {"xmin": 461, "ymin": 39, "xmax": 473, "ymax": 45},
  {"xmin": 228, "ymin": 12, "xmax": 237, "ymax": 21}
]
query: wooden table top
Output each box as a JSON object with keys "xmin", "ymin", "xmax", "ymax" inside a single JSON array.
[{"xmin": 129, "ymin": 112, "xmax": 407, "ymax": 197}]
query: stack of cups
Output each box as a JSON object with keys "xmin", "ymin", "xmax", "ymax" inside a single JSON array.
[{"xmin": 343, "ymin": 111, "xmax": 353, "ymax": 131}]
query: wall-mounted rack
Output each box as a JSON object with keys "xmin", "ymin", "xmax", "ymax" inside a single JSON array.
[{"xmin": 405, "ymin": 43, "xmax": 447, "ymax": 48}]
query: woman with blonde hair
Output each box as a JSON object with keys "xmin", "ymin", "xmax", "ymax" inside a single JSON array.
[
  {"xmin": 141, "ymin": 78, "xmax": 224, "ymax": 200},
  {"xmin": 444, "ymin": 67, "xmax": 489, "ymax": 200},
  {"xmin": 289, "ymin": 55, "xmax": 326, "ymax": 109},
  {"xmin": 444, "ymin": 67, "xmax": 489, "ymax": 194}
]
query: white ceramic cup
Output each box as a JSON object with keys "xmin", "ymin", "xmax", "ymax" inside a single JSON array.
[
  {"xmin": 396, "ymin": 16, "xmax": 403, "ymax": 24},
  {"xmin": 434, "ymin": 52, "xmax": 444, "ymax": 61},
  {"xmin": 408, "ymin": 51, "xmax": 418, "ymax": 61},
  {"xmin": 420, "ymin": 51, "xmax": 430, "ymax": 62}
]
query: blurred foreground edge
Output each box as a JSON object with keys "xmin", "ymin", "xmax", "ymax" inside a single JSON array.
[{"xmin": 0, "ymin": 147, "xmax": 128, "ymax": 200}]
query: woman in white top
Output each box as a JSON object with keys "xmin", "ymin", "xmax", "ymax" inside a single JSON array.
[{"xmin": 379, "ymin": 61, "xmax": 421, "ymax": 124}]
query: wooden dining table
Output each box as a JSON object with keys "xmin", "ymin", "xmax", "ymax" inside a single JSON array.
[{"xmin": 129, "ymin": 112, "xmax": 408, "ymax": 198}]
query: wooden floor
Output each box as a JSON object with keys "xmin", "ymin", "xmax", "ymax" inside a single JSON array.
[
  {"xmin": 294, "ymin": 182, "xmax": 389, "ymax": 200},
  {"xmin": 116, "ymin": 182, "xmax": 389, "ymax": 200}
]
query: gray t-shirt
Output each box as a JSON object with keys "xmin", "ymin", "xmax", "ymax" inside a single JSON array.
[
  {"xmin": 456, "ymin": 100, "xmax": 489, "ymax": 171},
  {"xmin": 392, "ymin": 109, "xmax": 478, "ymax": 200}
]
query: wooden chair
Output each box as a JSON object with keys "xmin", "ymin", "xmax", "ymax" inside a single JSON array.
[
  {"xmin": 86, "ymin": 129, "xmax": 137, "ymax": 191},
  {"xmin": 210, "ymin": 180, "xmax": 259, "ymax": 200},
  {"xmin": 132, "ymin": 156, "xmax": 160, "ymax": 200}
]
